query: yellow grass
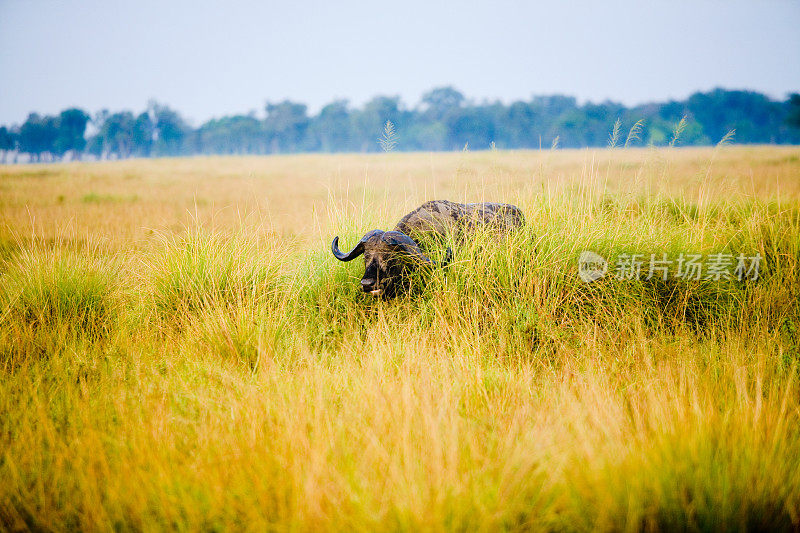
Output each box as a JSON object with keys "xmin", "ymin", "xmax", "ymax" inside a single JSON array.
[{"xmin": 1, "ymin": 146, "xmax": 799, "ymax": 531}]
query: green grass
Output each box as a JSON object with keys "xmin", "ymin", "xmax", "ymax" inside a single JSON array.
[
  {"xmin": 143, "ymin": 227, "xmax": 282, "ymax": 323},
  {"xmin": 0, "ymin": 246, "xmax": 119, "ymax": 369},
  {"xmin": 81, "ymin": 192, "xmax": 139, "ymax": 204}
]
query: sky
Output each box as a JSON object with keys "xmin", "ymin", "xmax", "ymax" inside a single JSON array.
[{"xmin": 1, "ymin": 0, "xmax": 799, "ymax": 127}]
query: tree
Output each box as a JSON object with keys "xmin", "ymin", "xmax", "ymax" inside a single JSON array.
[
  {"xmin": 0, "ymin": 126, "xmax": 15, "ymax": 163},
  {"xmin": 19, "ymin": 113, "xmax": 58, "ymax": 161},
  {"xmin": 132, "ymin": 112, "xmax": 154, "ymax": 157},
  {"xmin": 352, "ymin": 96, "xmax": 403, "ymax": 152},
  {"xmin": 501, "ymin": 101, "xmax": 539, "ymax": 148},
  {"xmin": 196, "ymin": 114, "xmax": 265, "ymax": 154},
  {"xmin": 787, "ymin": 93, "xmax": 800, "ymax": 129},
  {"xmin": 84, "ymin": 110, "xmax": 108, "ymax": 159},
  {"xmin": 4, "ymin": 87, "xmax": 800, "ymax": 159},
  {"xmin": 85, "ymin": 134, "xmax": 104, "ymax": 159},
  {"xmin": 421, "ymin": 86, "xmax": 464, "ymax": 120},
  {"xmin": 99, "ymin": 111, "xmax": 135, "ymax": 158},
  {"xmin": 551, "ymin": 101, "xmax": 626, "ymax": 148},
  {"xmin": 686, "ymin": 89, "xmax": 779, "ymax": 144},
  {"xmin": 264, "ymin": 100, "xmax": 310, "ymax": 153},
  {"xmin": 150, "ymin": 102, "xmax": 189, "ymax": 156},
  {"xmin": 445, "ymin": 104, "xmax": 497, "ymax": 150},
  {"xmin": 55, "ymin": 108, "xmax": 90, "ymax": 159},
  {"xmin": 311, "ymin": 100, "xmax": 353, "ymax": 152}
]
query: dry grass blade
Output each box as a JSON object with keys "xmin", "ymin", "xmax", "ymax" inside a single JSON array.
[
  {"xmin": 378, "ymin": 120, "xmax": 398, "ymax": 152},
  {"xmin": 625, "ymin": 119, "xmax": 645, "ymax": 148}
]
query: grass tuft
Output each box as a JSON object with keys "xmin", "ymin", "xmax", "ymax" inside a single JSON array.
[
  {"xmin": 0, "ymin": 246, "xmax": 118, "ymax": 367},
  {"xmin": 143, "ymin": 227, "xmax": 281, "ymax": 324}
]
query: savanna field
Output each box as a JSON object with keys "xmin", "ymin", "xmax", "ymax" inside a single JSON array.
[{"xmin": 1, "ymin": 146, "xmax": 799, "ymax": 531}]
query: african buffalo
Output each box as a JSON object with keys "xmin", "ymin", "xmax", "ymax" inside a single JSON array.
[{"xmin": 331, "ymin": 200, "xmax": 525, "ymax": 298}]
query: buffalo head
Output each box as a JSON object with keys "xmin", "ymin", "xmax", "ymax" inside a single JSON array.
[{"xmin": 331, "ymin": 229, "xmax": 451, "ymax": 298}]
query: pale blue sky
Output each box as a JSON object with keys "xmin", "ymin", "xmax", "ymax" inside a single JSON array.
[{"xmin": 1, "ymin": 0, "xmax": 799, "ymax": 126}]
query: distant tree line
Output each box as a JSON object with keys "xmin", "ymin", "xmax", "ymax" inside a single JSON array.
[{"xmin": 2, "ymin": 87, "xmax": 800, "ymax": 163}]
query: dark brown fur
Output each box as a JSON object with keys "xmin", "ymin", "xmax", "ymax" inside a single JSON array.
[{"xmin": 394, "ymin": 200, "xmax": 525, "ymax": 239}]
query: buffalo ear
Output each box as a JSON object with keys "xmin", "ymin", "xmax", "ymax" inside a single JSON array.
[
  {"xmin": 397, "ymin": 241, "xmax": 435, "ymax": 265},
  {"xmin": 382, "ymin": 231, "xmax": 436, "ymax": 266},
  {"xmin": 331, "ymin": 230, "xmax": 384, "ymax": 261}
]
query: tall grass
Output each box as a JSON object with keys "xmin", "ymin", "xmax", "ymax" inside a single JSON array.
[
  {"xmin": 0, "ymin": 147, "xmax": 799, "ymax": 530},
  {"xmin": 142, "ymin": 226, "xmax": 283, "ymax": 323},
  {"xmin": 0, "ymin": 244, "xmax": 119, "ymax": 369}
]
